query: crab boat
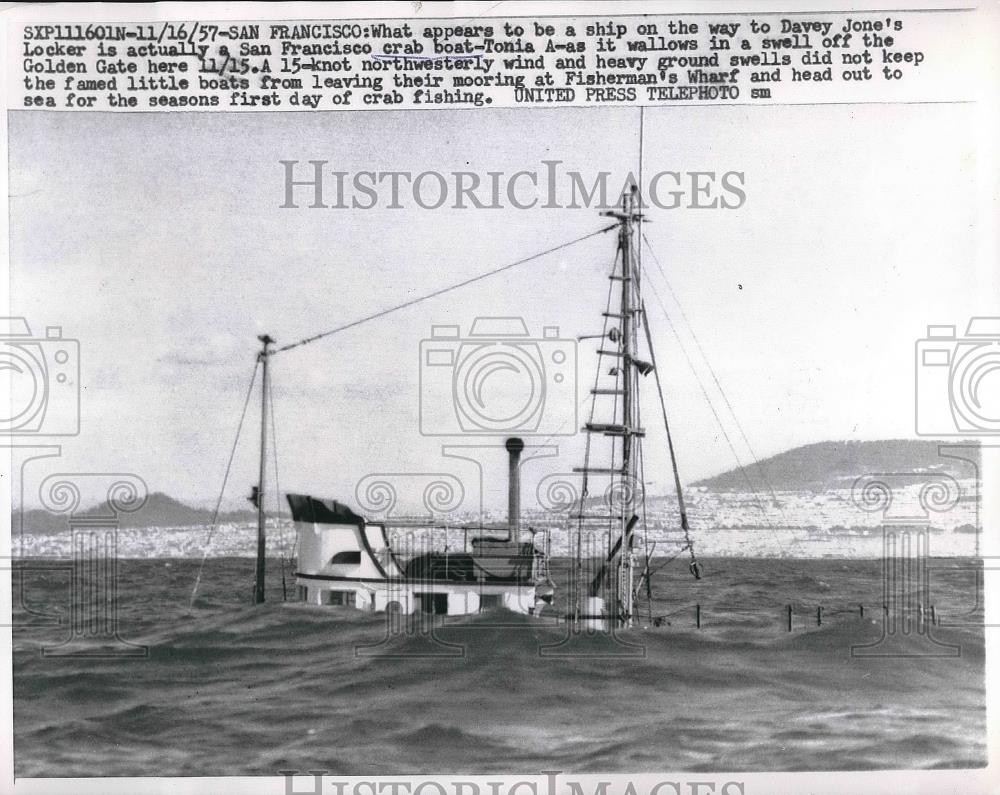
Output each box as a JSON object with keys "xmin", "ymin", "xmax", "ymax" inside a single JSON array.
[
  {"xmin": 220, "ymin": 187, "xmax": 703, "ymax": 629},
  {"xmin": 288, "ymin": 438, "xmax": 555, "ymax": 616}
]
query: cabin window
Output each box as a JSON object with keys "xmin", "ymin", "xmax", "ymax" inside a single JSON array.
[
  {"xmin": 296, "ymin": 585, "xmax": 308, "ymax": 602},
  {"xmin": 323, "ymin": 590, "xmax": 357, "ymax": 607},
  {"xmin": 479, "ymin": 594, "xmax": 502, "ymax": 611},
  {"xmin": 330, "ymin": 551, "xmax": 362, "ymax": 565},
  {"xmin": 418, "ymin": 593, "xmax": 449, "ymax": 615}
]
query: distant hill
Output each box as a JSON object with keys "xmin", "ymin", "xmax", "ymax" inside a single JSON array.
[
  {"xmin": 13, "ymin": 440, "xmax": 983, "ymax": 532},
  {"xmin": 15, "ymin": 492, "xmax": 256, "ymax": 535},
  {"xmin": 692, "ymin": 439, "xmax": 980, "ymax": 492}
]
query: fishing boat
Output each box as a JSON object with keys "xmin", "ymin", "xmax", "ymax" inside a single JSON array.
[
  {"xmin": 226, "ymin": 186, "xmax": 700, "ymax": 630},
  {"xmin": 286, "ymin": 437, "xmax": 554, "ymax": 616}
]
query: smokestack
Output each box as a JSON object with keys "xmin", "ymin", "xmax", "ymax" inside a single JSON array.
[{"xmin": 505, "ymin": 437, "xmax": 524, "ymax": 539}]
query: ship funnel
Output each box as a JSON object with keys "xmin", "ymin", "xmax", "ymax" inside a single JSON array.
[{"xmin": 505, "ymin": 437, "xmax": 524, "ymax": 539}]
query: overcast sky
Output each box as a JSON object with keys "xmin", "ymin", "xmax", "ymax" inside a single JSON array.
[{"xmin": 9, "ymin": 104, "xmax": 983, "ymax": 512}]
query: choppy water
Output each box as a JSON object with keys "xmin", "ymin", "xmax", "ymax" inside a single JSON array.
[{"xmin": 12, "ymin": 556, "xmax": 985, "ymax": 776}]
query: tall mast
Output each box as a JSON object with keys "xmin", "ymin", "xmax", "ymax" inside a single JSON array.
[
  {"xmin": 618, "ymin": 188, "xmax": 639, "ymax": 626},
  {"xmin": 578, "ymin": 188, "xmax": 645, "ymax": 629},
  {"xmin": 254, "ymin": 333, "xmax": 274, "ymax": 605}
]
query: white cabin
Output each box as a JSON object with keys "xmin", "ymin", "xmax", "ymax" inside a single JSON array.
[{"xmin": 290, "ymin": 494, "xmax": 545, "ymax": 616}]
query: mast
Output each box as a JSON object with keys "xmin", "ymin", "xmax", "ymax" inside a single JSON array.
[
  {"xmin": 618, "ymin": 188, "xmax": 639, "ymax": 626},
  {"xmin": 575, "ymin": 190, "xmax": 699, "ymax": 628},
  {"xmin": 581, "ymin": 188, "xmax": 644, "ymax": 628},
  {"xmin": 254, "ymin": 333, "xmax": 274, "ymax": 605}
]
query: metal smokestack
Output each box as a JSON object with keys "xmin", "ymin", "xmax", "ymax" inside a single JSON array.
[{"xmin": 505, "ymin": 437, "xmax": 524, "ymax": 539}]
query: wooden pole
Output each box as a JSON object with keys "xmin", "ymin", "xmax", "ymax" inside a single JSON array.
[
  {"xmin": 696, "ymin": 603, "xmax": 701, "ymax": 629},
  {"xmin": 254, "ymin": 334, "xmax": 274, "ymax": 605},
  {"xmin": 787, "ymin": 604, "xmax": 792, "ymax": 632},
  {"xmin": 816, "ymin": 606, "xmax": 822, "ymax": 626}
]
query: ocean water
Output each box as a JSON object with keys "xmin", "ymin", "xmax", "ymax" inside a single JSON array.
[{"xmin": 12, "ymin": 556, "xmax": 986, "ymax": 776}]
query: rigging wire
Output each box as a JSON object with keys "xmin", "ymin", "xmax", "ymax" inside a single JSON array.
[
  {"xmin": 637, "ymin": 105, "xmax": 644, "ymax": 279},
  {"xmin": 635, "ymin": 115, "xmax": 679, "ymax": 617},
  {"xmin": 574, "ymin": 245, "xmax": 620, "ymax": 623},
  {"xmin": 606, "ymin": 243, "xmax": 625, "ymax": 561},
  {"xmin": 608, "ymin": 352, "xmax": 620, "ymax": 560},
  {"xmin": 639, "ymin": 301, "xmax": 702, "ymax": 577},
  {"xmin": 642, "ymin": 277, "xmax": 794, "ymax": 557},
  {"xmin": 641, "ymin": 231, "xmax": 790, "ymax": 527},
  {"xmin": 607, "ymin": 241, "xmax": 625, "ymax": 613},
  {"xmin": 274, "ymin": 225, "xmax": 617, "ymax": 355},
  {"xmin": 189, "ymin": 359, "xmax": 261, "ymax": 607},
  {"xmin": 637, "ymin": 411, "xmax": 655, "ymax": 624}
]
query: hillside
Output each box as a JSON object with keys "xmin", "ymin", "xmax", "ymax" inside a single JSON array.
[
  {"xmin": 691, "ymin": 439, "xmax": 980, "ymax": 492},
  {"xmin": 13, "ymin": 440, "xmax": 983, "ymax": 534},
  {"xmin": 16, "ymin": 492, "xmax": 256, "ymax": 535}
]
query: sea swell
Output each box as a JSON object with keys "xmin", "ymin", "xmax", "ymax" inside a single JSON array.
[{"xmin": 12, "ymin": 556, "xmax": 987, "ymax": 776}]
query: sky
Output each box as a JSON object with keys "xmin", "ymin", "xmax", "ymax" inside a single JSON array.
[{"xmin": 8, "ymin": 103, "xmax": 985, "ymax": 512}]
